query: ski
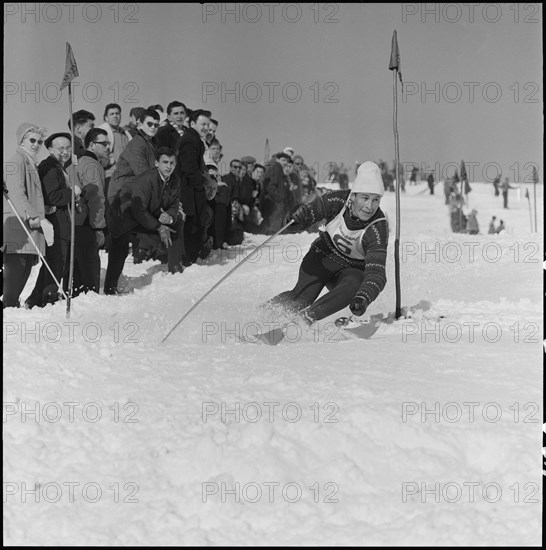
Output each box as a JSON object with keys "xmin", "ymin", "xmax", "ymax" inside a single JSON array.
[{"xmin": 244, "ymin": 314, "xmax": 385, "ymax": 346}]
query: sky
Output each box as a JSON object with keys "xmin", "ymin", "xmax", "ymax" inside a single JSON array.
[{"xmin": 3, "ymin": 3, "xmax": 543, "ymax": 182}]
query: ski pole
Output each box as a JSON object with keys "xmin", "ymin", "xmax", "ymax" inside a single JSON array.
[
  {"xmin": 161, "ymin": 219, "xmax": 295, "ymax": 344},
  {"xmin": 3, "ymin": 188, "xmax": 69, "ymax": 301}
]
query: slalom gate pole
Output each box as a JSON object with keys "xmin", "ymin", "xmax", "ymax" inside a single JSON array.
[
  {"xmin": 161, "ymin": 219, "xmax": 295, "ymax": 344},
  {"xmin": 3, "ymin": 190, "xmax": 69, "ymax": 301},
  {"xmin": 66, "ymin": 81, "xmax": 77, "ymax": 318}
]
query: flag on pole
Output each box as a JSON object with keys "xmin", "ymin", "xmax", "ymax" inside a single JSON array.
[
  {"xmin": 389, "ymin": 30, "xmax": 403, "ymax": 89},
  {"xmin": 60, "ymin": 42, "xmax": 79, "ymax": 90}
]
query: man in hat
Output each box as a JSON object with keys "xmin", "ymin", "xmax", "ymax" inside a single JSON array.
[
  {"xmin": 25, "ymin": 132, "xmax": 82, "ymax": 307},
  {"xmin": 262, "ymin": 161, "xmax": 388, "ymax": 326},
  {"xmin": 283, "ymin": 146, "xmax": 295, "ymax": 159}
]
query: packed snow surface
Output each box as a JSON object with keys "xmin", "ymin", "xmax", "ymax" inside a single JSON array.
[{"xmin": 3, "ymin": 182, "xmax": 542, "ymax": 545}]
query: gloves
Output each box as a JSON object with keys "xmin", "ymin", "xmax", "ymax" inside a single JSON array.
[
  {"xmin": 157, "ymin": 224, "xmax": 175, "ymax": 247},
  {"xmin": 40, "ymin": 219, "xmax": 55, "ymax": 246},
  {"xmin": 349, "ymin": 295, "xmax": 368, "ymax": 316},
  {"xmin": 95, "ymin": 230, "xmax": 105, "ymax": 248},
  {"xmin": 282, "ymin": 205, "xmax": 307, "ymax": 233}
]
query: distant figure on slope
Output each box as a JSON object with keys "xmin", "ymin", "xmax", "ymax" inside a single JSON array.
[
  {"xmin": 427, "ymin": 173, "xmax": 435, "ymax": 195},
  {"xmin": 466, "ymin": 209, "xmax": 479, "ymax": 235},
  {"xmin": 495, "ymin": 219, "xmax": 505, "ymax": 234},
  {"xmin": 488, "ymin": 216, "xmax": 497, "ymax": 235},
  {"xmin": 261, "ymin": 161, "xmax": 388, "ymax": 327}
]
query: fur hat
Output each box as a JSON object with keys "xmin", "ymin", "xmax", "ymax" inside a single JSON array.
[{"xmin": 351, "ymin": 161, "xmax": 384, "ymax": 196}]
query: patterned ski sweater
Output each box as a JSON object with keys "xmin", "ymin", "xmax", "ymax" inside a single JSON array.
[{"xmin": 297, "ymin": 190, "xmax": 389, "ymax": 307}]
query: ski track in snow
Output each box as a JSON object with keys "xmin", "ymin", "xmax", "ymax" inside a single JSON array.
[{"xmin": 3, "ymin": 183, "xmax": 542, "ymax": 545}]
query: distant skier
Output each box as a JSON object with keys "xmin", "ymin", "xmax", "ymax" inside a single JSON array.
[{"xmin": 262, "ymin": 161, "xmax": 388, "ymax": 326}]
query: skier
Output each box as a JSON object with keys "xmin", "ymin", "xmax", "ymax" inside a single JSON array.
[{"xmin": 262, "ymin": 161, "xmax": 388, "ymax": 326}]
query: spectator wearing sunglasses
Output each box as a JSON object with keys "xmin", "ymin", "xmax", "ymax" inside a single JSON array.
[
  {"xmin": 3, "ymin": 123, "xmax": 52, "ymax": 308},
  {"xmin": 107, "ymin": 109, "xmax": 159, "ymax": 203},
  {"xmin": 65, "ymin": 128, "xmax": 109, "ymax": 296}
]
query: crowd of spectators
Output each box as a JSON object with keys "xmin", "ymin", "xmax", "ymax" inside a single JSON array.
[{"xmin": 3, "ymin": 102, "xmax": 351, "ymax": 307}]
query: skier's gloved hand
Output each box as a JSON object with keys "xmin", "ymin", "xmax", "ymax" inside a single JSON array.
[
  {"xmin": 283, "ymin": 204, "xmax": 307, "ymax": 233},
  {"xmin": 349, "ymin": 295, "xmax": 368, "ymax": 316}
]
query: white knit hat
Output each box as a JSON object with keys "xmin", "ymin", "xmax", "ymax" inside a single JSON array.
[{"xmin": 351, "ymin": 161, "xmax": 384, "ymax": 196}]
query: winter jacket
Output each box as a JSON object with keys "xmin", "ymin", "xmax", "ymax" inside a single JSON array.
[
  {"xmin": 177, "ymin": 126, "xmax": 207, "ymax": 219},
  {"xmin": 38, "ymin": 155, "xmax": 75, "ymax": 240},
  {"xmin": 108, "ymin": 168, "xmax": 180, "ymax": 238},
  {"xmin": 3, "ymin": 147, "xmax": 46, "ymax": 255},
  {"xmin": 291, "ymin": 190, "xmax": 389, "ymax": 308},
  {"xmin": 108, "ymin": 130, "xmax": 156, "ymax": 202},
  {"xmin": 76, "ymin": 152, "xmax": 106, "ymax": 229},
  {"xmin": 156, "ymin": 121, "xmax": 182, "ymax": 153}
]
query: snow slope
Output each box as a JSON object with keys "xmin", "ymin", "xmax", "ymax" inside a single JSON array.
[{"xmin": 3, "ymin": 182, "xmax": 543, "ymax": 545}]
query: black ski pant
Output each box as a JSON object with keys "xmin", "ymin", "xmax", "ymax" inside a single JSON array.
[
  {"xmin": 269, "ymin": 246, "xmax": 365, "ymax": 322},
  {"xmin": 3, "ymin": 253, "xmax": 37, "ymax": 308},
  {"xmin": 63, "ymin": 224, "xmax": 101, "ymax": 297}
]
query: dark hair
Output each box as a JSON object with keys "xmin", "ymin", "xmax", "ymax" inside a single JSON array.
[
  {"xmin": 205, "ymin": 164, "xmax": 218, "ymax": 171},
  {"xmin": 139, "ymin": 108, "xmax": 160, "ymax": 123},
  {"xmin": 129, "ymin": 107, "xmax": 145, "ymax": 119},
  {"xmin": 210, "ymin": 119, "xmax": 218, "ymax": 126},
  {"xmin": 276, "ymin": 152, "xmax": 291, "ymax": 161},
  {"xmin": 254, "ymin": 164, "xmax": 265, "ymax": 171},
  {"xmin": 68, "ymin": 109, "xmax": 95, "ymax": 130},
  {"xmin": 209, "ymin": 138, "xmax": 221, "ymax": 147},
  {"xmin": 167, "ymin": 101, "xmax": 187, "ymax": 115},
  {"xmin": 148, "ymin": 104, "xmax": 164, "ymax": 112},
  {"xmin": 103, "ymin": 103, "xmax": 122, "ymax": 118},
  {"xmin": 189, "ymin": 109, "xmax": 211, "ymax": 125},
  {"xmin": 84, "ymin": 128, "xmax": 107, "ymax": 149},
  {"xmin": 230, "ymin": 159, "xmax": 241, "ymax": 168},
  {"xmin": 156, "ymin": 147, "xmax": 176, "ymax": 161}
]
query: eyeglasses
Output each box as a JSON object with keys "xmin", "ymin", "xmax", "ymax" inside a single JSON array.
[
  {"xmin": 146, "ymin": 121, "xmax": 160, "ymax": 128},
  {"xmin": 232, "ymin": 165, "xmax": 242, "ymax": 169},
  {"xmin": 28, "ymin": 138, "xmax": 44, "ymax": 145},
  {"xmin": 295, "ymin": 161, "xmax": 303, "ymax": 165},
  {"xmin": 93, "ymin": 140, "xmax": 111, "ymax": 146}
]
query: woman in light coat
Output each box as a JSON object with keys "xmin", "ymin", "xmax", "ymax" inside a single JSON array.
[{"xmin": 3, "ymin": 123, "xmax": 52, "ymax": 307}]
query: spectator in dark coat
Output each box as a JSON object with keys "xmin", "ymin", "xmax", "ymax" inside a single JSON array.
[
  {"xmin": 222, "ymin": 159, "xmax": 243, "ymax": 245},
  {"xmin": 107, "ymin": 108, "xmax": 159, "ymax": 203},
  {"xmin": 104, "ymin": 147, "xmax": 184, "ymax": 294},
  {"xmin": 260, "ymin": 152, "xmax": 291, "ymax": 234},
  {"xmin": 178, "ymin": 109, "xmax": 211, "ymax": 264},
  {"xmin": 26, "ymin": 133, "xmax": 82, "ymax": 308},
  {"xmin": 156, "ymin": 101, "xmax": 186, "ymax": 152}
]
